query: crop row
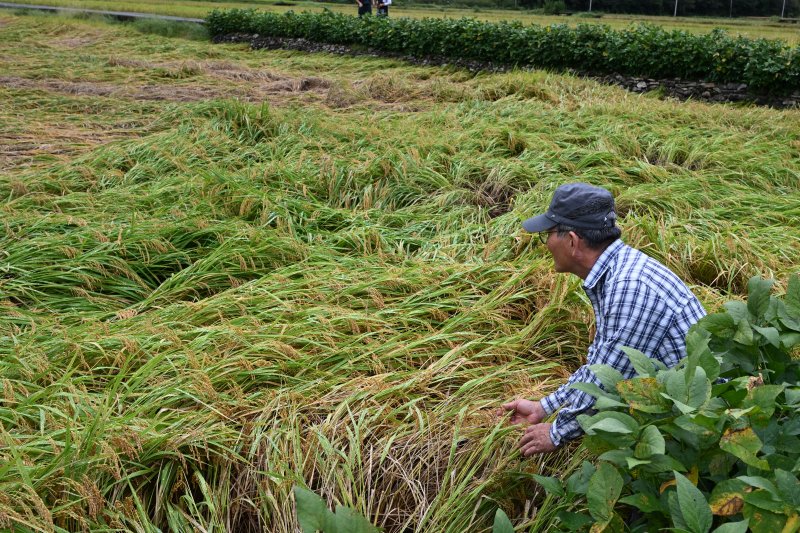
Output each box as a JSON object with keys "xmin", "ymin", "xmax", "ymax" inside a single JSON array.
[{"xmin": 207, "ymin": 9, "xmax": 800, "ymax": 92}]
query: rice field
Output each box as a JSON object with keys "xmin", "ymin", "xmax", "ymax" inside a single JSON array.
[{"xmin": 0, "ymin": 10, "xmax": 799, "ymax": 532}]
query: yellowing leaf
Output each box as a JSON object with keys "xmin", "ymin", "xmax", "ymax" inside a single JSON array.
[
  {"xmin": 660, "ymin": 479, "xmax": 676, "ymax": 494},
  {"xmin": 687, "ymin": 465, "xmax": 699, "ymax": 485},
  {"xmin": 782, "ymin": 514, "xmax": 800, "ymax": 533},
  {"xmin": 710, "ymin": 479, "xmax": 749, "ymax": 517},
  {"xmin": 616, "ymin": 377, "xmax": 670, "ymax": 414},
  {"xmin": 711, "ymin": 495, "xmax": 745, "ymax": 516},
  {"xmin": 719, "ymin": 427, "xmax": 770, "ymax": 470}
]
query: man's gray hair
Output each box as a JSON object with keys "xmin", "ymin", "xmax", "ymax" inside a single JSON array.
[{"xmin": 554, "ymin": 223, "xmax": 621, "ymax": 250}]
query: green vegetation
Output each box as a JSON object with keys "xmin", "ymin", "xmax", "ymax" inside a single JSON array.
[
  {"xmin": 1, "ymin": 11, "xmax": 799, "ymax": 532},
  {"xmin": 2, "ymin": 0, "xmax": 800, "ymax": 43},
  {"xmin": 534, "ymin": 277, "xmax": 800, "ymax": 532},
  {"xmin": 207, "ymin": 9, "xmax": 800, "ymax": 92}
]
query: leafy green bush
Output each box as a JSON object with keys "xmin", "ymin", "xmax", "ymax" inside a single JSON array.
[
  {"xmin": 206, "ymin": 9, "xmax": 800, "ymax": 92},
  {"xmin": 532, "ymin": 276, "xmax": 800, "ymax": 532}
]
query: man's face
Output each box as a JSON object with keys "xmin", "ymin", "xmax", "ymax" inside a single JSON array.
[{"xmin": 545, "ymin": 231, "xmax": 572, "ymax": 273}]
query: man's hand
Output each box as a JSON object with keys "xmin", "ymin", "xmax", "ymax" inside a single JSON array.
[
  {"xmin": 499, "ymin": 399, "xmax": 546, "ymax": 426},
  {"xmin": 519, "ymin": 423, "xmax": 557, "ymax": 456}
]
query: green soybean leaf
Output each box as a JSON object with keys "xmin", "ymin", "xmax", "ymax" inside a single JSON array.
[
  {"xmin": 665, "ymin": 370, "xmax": 688, "ymax": 400},
  {"xmin": 599, "ymin": 449, "xmax": 634, "ymax": 468},
  {"xmin": 780, "ymin": 332, "xmax": 800, "ymax": 348},
  {"xmin": 711, "ymin": 520, "xmax": 749, "ymax": 533},
  {"xmin": 727, "ymin": 406, "xmax": 756, "ymax": 419},
  {"xmin": 582, "ymin": 412, "xmax": 639, "ymax": 436},
  {"xmin": 594, "ymin": 395, "xmax": 630, "ymax": 409},
  {"xmin": 742, "ymin": 504, "xmax": 786, "ymax": 533},
  {"xmin": 589, "ymin": 364, "xmax": 624, "ymax": 390},
  {"xmin": 565, "ymin": 461, "xmax": 595, "ymax": 496},
  {"xmin": 634, "ymin": 425, "xmax": 666, "ymax": 458},
  {"xmin": 775, "ymin": 468, "xmax": 800, "ymax": 507},
  {"xmin": 776, "ymin": 299, "xmax": 800, "ymax": 332},
  {"xmin": 733, "ymin": 318, "xmax": 755, "ymax": 346},
  {"xmin": 587, "ymin": 462, "xmax": 623, "ymax": 523},
  {"xmin": 569, "ymin": 382, "xmax": 626, "ymax": 408},
  {"xmin": 665, "ymin": 367, "xmax": 710, "ymax": 410},
  {"xmin": 742, "ymin": 491, "xmax": 785, "ymax": 513},
  {"xmin": 675, "ymin": 471, "xmax": 713, "ymax": 533},
  {"xmin": 619, "ymin": 492, "xmax": 662, "ymax": 513},
  {"xmin": 725, "ymin": 301, "xmax": 750, "ymax": 323},
  {"xmin": 743, "ymin": 384, "xmax": 784, "ymax": 420},
  {"xmin": 643, "ymin": 454, "xmax": 688, "ymax": 474},
  {"xmin": 720, "ymin": 427, "xmax": 770, "ymax": 470},
  {"xmin": 700, "ymin": 312, "xmax": 736, "ymax": 337},
  {"xmin": 556, "ymin": 510, "xmax": 594, "ymax": 531},
  {"xmin": 673, "ymin": 413, "xmax": 721, "ymax": 441},
  {"xmin": 686, "ymin": 329, "xmax": 721, "ymax": 382},
  {"xmin": 597, "ymin": 513, "xmax": 625, "ymax": 533},
  {"xmin": 747, "ymin": 277, "xmax": 774, "ymax": 319},
  {"xmin": 625, "ymin": 457, "xmax": 651, "ymax": 469},
  {"xmin": 784, "ymin": 274, "xmax": 800, "ymax": 319},
  {"xmin": 532, "ymin": 474, "xmax": 564, "ymax": 497},
  {"xmin": 753, "ymin": 326, "xmax": 781, "ymax": 348},
  {"xmin": 334, "ymin": 505, "xmax": 380, "ymax": 533},
  {"xmin": 590, "ymin": 418, "xmax": 636, "ymax": 434},
  {"xmin": 667, "ymin": 396, "xmax": 698, "ymax": 414},
  {"xmin": 492, "ymin": 508, "xmax": 514, "ymax": 533},
  {"xmin": 294, "ymin": 485, "xmax": 335, "ymax": 533},
  {"xmin": 569, "ymin": 381, "xmax": 613, "ymax": 399},
  {"xmin": 665, "ymin": 366, "xmax": 711, "ymax": 409},
  {"xmin": 668, "ymin": 491, "xmax": 690, "ymax": 531},
  {"xmin": 738, "ymin": 476, "xmax": 779, "ymax": 496},
  {"xmin": 620, "ymin": 346, "xmax": 656, "ymax": 377},
  {"xmin": 685, "ymin": 366, "xmax": 711, "ymax": 408},
  {"xmin": 785, "ymin": 387, "xmax": 800, "ymax": 406}
]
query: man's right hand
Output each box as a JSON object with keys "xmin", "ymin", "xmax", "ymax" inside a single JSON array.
[{"xmin": 499, "ymin": 399, "xmax": 546, "ymax": 425}]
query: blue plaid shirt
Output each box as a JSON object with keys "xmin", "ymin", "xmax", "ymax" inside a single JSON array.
[{"xmin": 540, "ymin": 239, "xmax": 706, "ymax": 446}]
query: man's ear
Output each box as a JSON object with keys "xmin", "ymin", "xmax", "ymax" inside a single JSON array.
[{"xmin": 568, "ymin": 231, "xmax": 580, "ymax": 250}]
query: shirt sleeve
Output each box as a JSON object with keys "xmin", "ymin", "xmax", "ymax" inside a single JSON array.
[
  {"xmin": 543, "ymin": 363, "xmax": 605, "ymax": 446},
  {"xmin": 544, "ymin": 280, "xmax": 673, "ymax": 447}
]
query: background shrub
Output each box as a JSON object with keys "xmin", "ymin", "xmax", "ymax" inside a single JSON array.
[{"xmin": 207, "ymin": 9, "xmax": 800, "ymax": 92}]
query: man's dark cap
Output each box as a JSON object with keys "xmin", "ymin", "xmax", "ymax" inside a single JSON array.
[{"xmin": 522, "ymin": 182, "xmax": 617, "ymax": 233}]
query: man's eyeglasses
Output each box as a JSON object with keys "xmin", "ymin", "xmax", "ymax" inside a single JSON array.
[{"xmin": 537, "ymin": 230, "xmax": 558, "ymax": 245}]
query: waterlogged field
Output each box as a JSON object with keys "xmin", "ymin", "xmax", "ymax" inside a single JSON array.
[
  {"xmin": 2, "ymin": 0, "xmax": 800, "ymax": 43},
  {"xmin": 1, "ymin": 11, "xmax": 799, "ymax": 532}
]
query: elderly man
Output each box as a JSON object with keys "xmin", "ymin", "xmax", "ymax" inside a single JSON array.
[{"xmin": 502, "ymin": 183, "xmax": 706, "ymax": 456}]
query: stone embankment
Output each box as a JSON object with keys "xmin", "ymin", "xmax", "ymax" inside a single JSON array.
[
  {"xmin": 607, "ymin": 75, "xmax": 800, "ymax": 108},
  {"xmin": 215, "ymin": 33, "xmax": 800, "ymax": 108}
]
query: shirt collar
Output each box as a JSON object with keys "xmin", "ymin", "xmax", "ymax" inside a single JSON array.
[{"xmin": 583, "ymin": 239, "xmax": 624, "ymax": 290}]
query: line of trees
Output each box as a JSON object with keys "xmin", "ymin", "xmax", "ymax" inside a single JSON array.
[
  {"xmin": 531, "ymin": 0, "xmax": 799, "ymax": 16},
  {"xmin": 386, "ymin": 0, "xmax": 800, "ymax": 17}
]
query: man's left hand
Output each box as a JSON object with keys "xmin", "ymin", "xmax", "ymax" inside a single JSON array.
[{"xmin": 519, "ymin": 423, "xmax": 557, "ymax": 456}]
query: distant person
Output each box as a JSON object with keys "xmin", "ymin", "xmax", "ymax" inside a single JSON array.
[
  {"xmin": 500, "ymin": 183, "xmax": 706, "ymax": 455},
  {"xmin": 376, "ymin": 0, "xmax": 391, "ymax": 17},
  {"xmin": 357, "ymin": 0, "xmax": 372, "ymax": 17}
]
